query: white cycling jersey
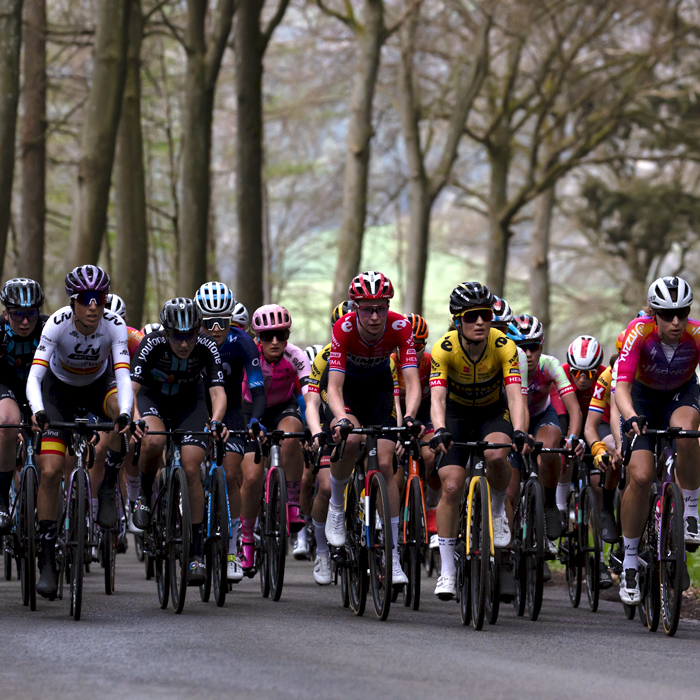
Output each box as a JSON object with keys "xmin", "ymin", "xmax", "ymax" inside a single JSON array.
[{"xmin": 26, "ymin": 306, "xmax": 133, "ymax": 416}]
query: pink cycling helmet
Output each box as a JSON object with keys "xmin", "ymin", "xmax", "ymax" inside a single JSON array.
[{"xmin": 252, "ymin": 304, "xmax": 292, "ymax": 333}]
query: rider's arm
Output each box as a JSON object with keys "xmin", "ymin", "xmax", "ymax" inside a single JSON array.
[
  {"xmin": 305, "ymin": 391, "xmax": 323, "ymax": 436},
  {"xmin": 328, "ymin": 369, "xmax": 348, "ymax": 422},
  {"xmin": 561, "ymin": 392, "xmax": 582, "ymax": 439},
  {"xmin": 208, "ymin": 385, "xmax": 227, "ymax": 423},
  {"xmin": 402, "ymin": 366, "xmax": 421, "ymax": 420},
  {"xmin": 614, "ymin": 380, "xmax": 635, "ymax": 422},
  {"xmin": 131, "ymin": 381, "xmax": 143, "ymax": 421},
  {"xmin": 26, "ymin": 319, "xmax": 59, "ymax": 415},
  {"xmin": 430, "ymin": 386, "xmax": 447, "ymax": 431},
  {"xmin": 241, "ymin": 333, "xmax": 266, "ymax": 420},
  {"xmin": 584, "ymin": 408, "xmax": 603, "ymax": 448},
  {"xmin": 109, "ymin": 315, "xmax": 134, "ymax": 416},
  {"xmin": 505, "ymin": 382, "xmax": 527, "ymax": 433}
]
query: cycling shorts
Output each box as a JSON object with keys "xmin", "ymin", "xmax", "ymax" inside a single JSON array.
[
  {"xmin": 529, "ymin": 403, "xmax": 562, "ymax": 436},
  {"xmin": 137, "ymin": 381, "xmax": 210, "ymax": 450},
  {"xmin": 0, "ymin": 380, "xmax": 25, "ymax": 407},
  {"xmin": 244, "ymin": 397, "xmax": 302, "ymax": 433},
  {"xmin": 597, "ymin": 422, "xmax": 612, "ymax": 440}
]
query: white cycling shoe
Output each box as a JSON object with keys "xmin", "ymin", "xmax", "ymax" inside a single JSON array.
[
  {"xmin": 619, "ymin": 567, "xmax": 641, "ymax": 605},
  {"xmin": 684, "ymin": 516, "xmax": 700, "ymax": 546},
  {"xmin": 392, "ymin": 554, "xmax": 408, "ymax": 586},
  {"xmin": 227, "ymin": 554, "xmax": 244, "ymax": 582},
  {"xmin": 492, "ymin": 514, "xmax": 511, "ymax": 548},
  {"xmin": 434, "ymin": 573, "xmax": 457, "ymax": 600},
  {"xmin": 429, "ymin": 533, "xmax": 439, "ymax": 550},
  {"xmin": 314, "ymin": 553, "xmax": 332, "ymax": 585},
  {"xmin": 293, "ymin": 537, "xmax": 309, "ymax": 560},
  {"xmin": 325, "ymin": 502, "xmax": 346, "ymax": 547}
]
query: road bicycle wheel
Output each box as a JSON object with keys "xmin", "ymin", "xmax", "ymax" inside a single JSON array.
[
  {"xmin": 564, "ymin": 490, "xmax": 581, "ymax": 608},
  {"xmin": 67, "ymin": 470, "xmax": 87, "ymax": 621},
  {"xmin": 168, "ymin": 467, "xmax": 191, "ymax": 614},
  {"xmin": 580, "ymin": 485, "xmax": 601, "ymax": 613},
  {"xmin": 199, "ymin": 538, "xmax": 212, "ymax": 603},
  {"xmin": 512, "ymin": 491, "xmax": 526, "ymax": 617},
  {"xmin": 469, "ymin": 476, "xmax": 489, "ymax": 630},
  {"xmin": 340, "ymin": 558, "xmax": 350, "ymax": 608},
  {"xmin": 346, "ymin": 477, "xmax": 367, "ymax": 616},
  {"xmin": 401, "ymin": 478, "xmax": 424, "ymax": 611},
  {"xmin": 103, "ymin": 529, "xmax": 116, "ymax": 595},
  {"xmin": 3, "ymin": 538, "xmax": 11, "ymax": 580},
  {"xmin": 613, "ymin": 487, "xmax": 635, "ymax": 620},
  {"xmin": 268, "ymin": 467, "xmax": 287, "ymax": 602},
  {"xmin": 457, "ymin": 483, "xmax": 471, "ymax": 626},
  {"xmin": 639, "ymin": 485, "xmax": 659, "ymax": 631},
  {"xmin": 19, "ymin": 467, "xmax": 37, "ymax": 611},
  {"xmin": 258, "ymin": 488, "xmax": 270, "ymax": 598},
  {"xmin": 135, "ymin": 531, "xmax": 145, "ymax": 563},
  {"xmin": 153, "ymin": 489, "xmax": 169, "ymax": 609},
  {"xmin": 368, "ymin": 472, "xmax": 392, "ymax": 621},
  {"xmin": 483, "ymin": 480, "xmax": 500, "ymax": 626},
  {"xmin": 659, "ymin": 482, "xmax": 684, "ymax": 636},
  {"xmin": 525, "ymin": 480, "xmax": 545, "ymax": 621},
  {"xmin": 211, "ymin": 466, "xmax": 229, "ymax": 608}
]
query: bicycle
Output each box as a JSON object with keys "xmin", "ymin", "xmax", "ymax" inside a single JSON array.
[{"xmin": 96, "ymin": 481, "xmax": 128, "ymax": 595}]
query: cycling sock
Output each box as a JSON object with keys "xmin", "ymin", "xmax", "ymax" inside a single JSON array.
[
  {"xmin": 229, "ymin": 518, "xmax": 240, "ymax": 554},
  {"xmin": 391, "ymin": 516, "xmax": 400, "ymax": 556},
  {"xmin": 425, "ymin": 484, "xmax": 441, "ymax": 510},
  {"xmin": 438, "ymin": 537, "xmax": 457, "ymax": 576},
  {"xmin": 491, "ymin": 488, "xmax": 507, "ymax": 518},
  {"xmin": 140, "ymin": 471, "xmax": 155, "ymax": 502},
  {"xmin": 103, "ymin": 448, "xmax": 122, "ymax": 485},
  {"xmin": 602, "ymin": 487, "xmax": 615, "ymax": 514},
  {"xmin": 556, "ymin": 482, "xmax": 570, "ymax": 511},
  {"xmin": 313, "ymin": 519, "xmax": 329, "ymax": 555},
  {"xmin": 38, "ymin": 519, "xmax": 57, "ymax": 539},
  {"xmin": 682, "ymin": 488, "xmax": 700, "ymax": 519},
  {"xmin": 544, "ymin": 487, "xmax": 556, "ymax": 509},
  {"xmin": 241, "ymin": 516, "xmax": 255, "ymax": 543},
  {"xmin": 329, "ymin": 474, "xmax": 351, "ymax": 508},
  {"xmin": 91, "ymin": 498, "xmax": 98, "ymax": 523},
  {"xmin": 125, "ymin": 473, "xmax": 141, "ymax": 503},
  {"xmin": 287, "ymin": 479, "xmax": 301, "ymax": 507},
  {"xmin": 622, "ymin": 536, "xmax": 640, "ymax": 571},
  {"xmin": 0, "ymin": 470, "xmax": 13, "ymax": 507},
  {"xmin": 192, "ymin": 523, "xmax": 203, "ymax": 557}
]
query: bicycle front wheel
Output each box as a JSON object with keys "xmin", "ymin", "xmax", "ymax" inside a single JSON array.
[
  {"xmin": 580, "ymin": 485, "xmax": 600, "ymax": 613},
  {"xmin": 20, "ymin": 467, "xmax": 37, "ymax": 611},
  {"xmin": 268, "ymin": 467, "xmax": 287, "ymax": 602},
  {"xmin": 212, "ymin": 466, "xmax": 229, "ymax": 608},
  {"xmin": 564, "ymin": 490, "xmax": 581, "ymax": 608},
  {"xmin": 368, "ymin": 472, "xmax": 392, "ymax": 621},
  {"xmin": 470, "ymin": 476, "xmax": 490, "ymax": 630},
  {"xmin": 660, "ymin": 483, "xmax": 684, "ymax": 636},
  {"xmin": 103, "ymin": 529, "xmax": 116, "ymax": 595},
  {"xmin": 67, "ymin": 470, "xmax": 87, "ymax": 621},
  {"xmin": 525, "ymin": 480, "xmax": 545, "ymax": 621},
  {"xmin": 168, "ymin": 468, "xmax": 191, "ymax": 614},
  {"xmin": 639, "ymin": 484, "xmax": 659, "ymax": 631},
  {"xmin": 346, "ymin": 476, "xmax": 367, "ymax": 616}
]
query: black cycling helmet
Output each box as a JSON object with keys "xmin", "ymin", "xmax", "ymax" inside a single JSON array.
[
  {"xmin": 0, "ymin": 278, "xmax": 45, "ymax": 308},
  {"xmin": 159, "ymin": 297, "xmax": 202, "ymax": 333},
  {"xmin": 449, "ymin": 281, "xmax": 494, "ymax": 317},
  {"xmin": 331, "ymin": 300, "xmax": 353, "ymax": 326}
]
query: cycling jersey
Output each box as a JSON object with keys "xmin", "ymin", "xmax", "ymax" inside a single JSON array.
[
  {"xmin": 330, "ymin": 311, "xmax": 417, "ymax": 377},
  {"xmin": 127, "ymin": 327, "xmax": 144, "ymax": 359},
  {"xmin": 27, "ymin": 307, "xmax": 132, "ymax": 416},
  {"xmin": 429, "ymin": 329, "xmax": 521, "ymax": 407},
  {"xmin": 549, "ymin": 363, "xmax": 605, "ymax": 422},
  {"xmin": 131, "ymin": 330, "xmax": 224, "ymax": 396},
  {"xmin": 589, "ymin": 365, "xmax": 613, "ymax": 424},
  {"xmin": 617, "ymin": 317, "xmax": 700, "ymax": 391},
  {"xmin": 526, "ymin": 354, "xmax": 574, "ymax": 416},
  {"xmin": 0, "ymin": 314, "xmax": 48, "ymax": 386},
  {"xmin": 242, "ymin": 341, "xmax": 310, "ymax": 408}
]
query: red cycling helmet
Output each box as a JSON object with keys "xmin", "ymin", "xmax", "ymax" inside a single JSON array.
[{"xmin": 348, "ymin": 271, "xmax": 394, "ymax": 301}]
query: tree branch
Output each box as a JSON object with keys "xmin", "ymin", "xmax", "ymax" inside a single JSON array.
[{"xmin": 262, "ymin": 0, "xmax": 291, "ymax": 50}]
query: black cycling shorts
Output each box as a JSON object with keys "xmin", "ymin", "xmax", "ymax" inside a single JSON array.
[
  {"xmin": 244, "ymin": 397, "xmax": 302, "ymax": 434},
  {"xmin": 0, "ymin": 380, "xmax": 24, "ymax": 406}
]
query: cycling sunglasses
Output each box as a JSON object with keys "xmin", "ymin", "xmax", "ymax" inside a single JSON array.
[
  {"xmin": 519, "ymin": 342, "xmax": 542, "ymax": 353},
  {"xmin": 167, "ymin": 330, "xmax": 198, "ymax": 344},
  {"xmin": 571, "ymin": 368, "xmax": 597, "ymax": 380},
  {"xmin": 74, "ymin": 290, "xmax": 106, "ymax": 307},
  {"xmin": 202, "ymin": 316, "xmax": 230, "ymax": 332},
  {"xmin": 457, "ymin": 308, "xmax": 493, "ymax": 324},
  {"xmin": 356, "ymin": 304, "xmax": 389, "ymax": 317},
  {"xmin": 259, "ymin": 329, "xmax": 290, "ymax": 343},
  {"xmin": 7, "ymin": 308, "xmax": 39, "ymax": 321},
  {"xmin": 656, "ymin": 307, "xmax": 691, "ymax": 323},
  {"xmin": 414, "ymin": 342, "xmax": 426, "ymax": 352}
]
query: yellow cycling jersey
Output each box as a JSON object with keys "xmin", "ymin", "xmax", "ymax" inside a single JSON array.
[{"xmin": 429, "ymin": 329, "xmax": 521, "ymax": 407}]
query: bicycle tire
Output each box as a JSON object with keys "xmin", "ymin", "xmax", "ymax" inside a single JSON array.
[
  {"xmin": 258, "ymin": 489, "xmax": 270, "ymax": 598},
  {"xmin": 103, "ymin": 529, "xmax": 116, "ymax": 595},
  {"xmin": 512, "ymin": 487, "xmax": 526, "ymax": 617},
  {"xmin": 200, "ymin": 539, "xmax": 212, "ymax": 602},
  {"xmin": 470, "ymin": 476, "xmax": 488, "ymax": 630},
  {"xmin": 268, "ymin": 467, "xmax": 287, "ymax": 602},
  {"xmin": 581, "ymin": 486, "xmax": 600, "ymax": 613},
  {"xmin": 135, "ymin": 532, "xmax": 145, "ymax": 563},
  {"xmin": 169, "ymin": 467, "xmax": 191, "ymax": 614},
  {"xmin": 340, "ymin": 559, "xmax": 350, "ymax": 608},
  {"xmin": 154, "ymin": 488, "xmax": 169, "ymax": 608},
  {"xmin": 660, "ymin": 482, "xmax": 684, "ymax": 636},
  {"xmin": 3, "ymin": 539, "xmax": 11, "ymax": 581},
  {"xmin": 525, "ymin": 480, "xmax": 545, "ymax": 621},
  {"xmin": 20, "ymin": 467, "xmax": 37, "ymax": 611},
  {"xmin": 483, "ymin": 479, "xmax": 500, "ymax": 626},
  {"xmin": 212, "ymin": 466, "xmax": 229, "ymax": 608},
  {"xmin": 564, "ymin": 490, "xmax": 581, "ymax": 608},
  {"xmin": 346, "ymin": 477, "xmax": 367, "ymax": 616},
  {"xmin": 639, "ymin": 484, "xmax": 659, "ymax": 631},
  {"xmin": 368, "ymin": 472, "xmax": 392, "ymax": 621},
  {"xmin": 68, "ymin": 470, "xmax": 86, "ymax": 621},
  {"xmin": 458, "ymin": 481, "xmax": 471, "ymax": 625},
  {"xmin": 409, "ymin": 477, "xmax": 424, "ymax": 611}
]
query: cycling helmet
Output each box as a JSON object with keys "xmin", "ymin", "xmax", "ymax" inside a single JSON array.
[
  {"xmin": 566, "ymin": 335, "xmax": 603, "ymax": 371},
  {"xmin": 405, "ymin": 313, "xmax": 429, "ymax": 341},
  {"xmin": 252, "ymin": 304, "xmax": 291, "ymax": 333},
  {"xmin": 492, "ymin": 296, "xmax": 513, "ymax": 326},
  {"xmin": 506, "ymin": 314, "xmax": 545, "ymax": 345},
  {"xmin": 647, "ymin": 276, "xmax": 693, "ymax": 311},
  {"xmin": 141, "ymin": 322, "xmax": 162, "ymax": 335},
  {"xmin": 0, "ymin": 278, "xmax": 44, "ymax": 308},
  {"xmin": 348, "ymin": 271, "xmax": 394, "ymax": 301},
  {"xmin": 231, "ymin": 302, "xmax": 249, "ymax": 328},
  {"xmin": 304, "ymin": 344, "xmax": 324, "ymax": 365},
  {"xmin": 65, "ymin": 265, "xmax": 110, "ymax": 297},
  {"xmin": 159, "ymin": 298, "xmax": 202, "ymax": 333},
  {"xmin": 449, "ymin": 282, "xmax": 493, "ymax": 316},
  {"xmin": 195, "ymin": 281, "xmax": 236, "ymax": 316},
  {"xmin": 616, "ymin": 330, "xmax": 625, "ymax": 353},
  {"xmin": 105, "ymin": 293, "xmax": 126, "ymax": 319},
  {"xmin": 331, "ymin": 300, "xmax": 354, "ymax": 326}
]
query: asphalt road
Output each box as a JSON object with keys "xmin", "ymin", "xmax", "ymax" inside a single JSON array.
[{"xmin": 2, "ymin": 539, "xmax": 700, "ymax": 700}]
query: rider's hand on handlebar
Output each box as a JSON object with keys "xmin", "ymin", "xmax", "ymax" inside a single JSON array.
[
  {"xmin": 131, "ymin": 419, "xmax": 147, "ymax": 440},
  {"xmin": 32, "ymin": 411, "xmax": 48, "ymax": 433},
  {"xmin": 622, "ymin": 415, "xmax": 646, "ymax": 438},
  {"xmin": 248, "ymin": 418, "xmax": 266, "ymax": 444},
  {"xmin": 566, "ymin": 434, "xmax": 585, "ymax": 458},
  {"xmin": 513, "ymin": 430, "xmax": 534, "ymax": 454},
  {"xmin": 403, "ymin": 415, "xmax": 425, "ymax": 439},
  {"xmin": 429, "ymin": 427, "xmax": 452, "ymax": 454},
  {"xmin": 209, "ymin": 420, "xmax": 229, "ymax": 443},
  {"xmin": 332, "ymin": 418, "xmax": 353, "ymax": 444},
  {"xmin": 115, "ymin": 412, "xmax": 131, "ymax": 436}
]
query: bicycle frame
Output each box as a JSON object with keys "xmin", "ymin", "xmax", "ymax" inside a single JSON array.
[{"xmin": 401, "ymin": 435, "xmax": 428, "ymax": 547}]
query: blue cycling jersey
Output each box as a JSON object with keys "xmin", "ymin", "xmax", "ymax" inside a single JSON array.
[{"xmin": 216, "ymin": 327, "xmax": 265, "ymax": 416}]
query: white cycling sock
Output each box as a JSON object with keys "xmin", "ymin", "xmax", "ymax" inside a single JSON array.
[
  {"xmin": 556, "ymin": 482, "xmax": 570, "ymax": 511},
  {"xmin": 125, "ymin": 473, "xmax": 141, "ymax": 503},
  {"xmin": 313, "ymin": 519, "xmax": 329, "ymax": 555},
  {"xmin": 491, "ymin": 488, "xmax": 507, "ymax": 518},
  {"xmin": 438, "ymin": 537, "xmax": 457, "ymax": 577},
  {"xmin": 391, "ymin": 516, "xmax": 399, "ymax": 556},
  {"xmin": 622, "ymin": 536, "xmax": 640, "ymax": 571},
  {"xmin": 329, "ymin": 474, "xmax": 351, "ymax": 508},
  {"xmin": 229, "ymin": 518, "xmax": 240, "ymax": 554},
  {"xmin": 682, "ymin": 488, "xmax": 700, "ymax": 519},
  {"xmin": 91, "ymin": 498, "xmax": 98, "ymax": 522},
  {"xmin": 426, "ymin": 484, "xmax": 441, "ymax": 510}
]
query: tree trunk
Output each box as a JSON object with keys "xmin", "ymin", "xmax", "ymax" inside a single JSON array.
[
  {"xmin": 114, "ymin": 0, "xmax": 147, "ymax": 327},
  {"xmin": 529, "ymin": 185, "xmax": 555, "ymax": 347},
  {"xmin": 65, "ymin": 0, "xmax": 130, "ymax": 271},
  {"xmin": 19, "ymin": 0, "xmax": 45, "ymax": 283},
  {"xmin": 485, "ymin": 128, "xmax": 510, "ymax": 296},
  {"xmin": 234, "ymin": 3, "xmax": 265, "ymax": 312},
  {"xmin": 330, "ymin": 0, "xmax": 385, "ymax": 306},
  {"xmin": 0, "ymin": 0, "xmax": 22, "ymax": 279}
]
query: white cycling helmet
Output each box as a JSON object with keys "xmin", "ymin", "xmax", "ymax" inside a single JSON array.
[
  {"xmin": 231, "ymin": 301, "xmax": 249, "ymax": 328},
  {"xmin": 195, "ymin": 281, "xmax": 236, "ymax": 316},
  {"xmin": 566, "ymin": 335, "xmax": 603, "ymax": 372},
  {"xmin": 141, "ymin": 322, "xmax": 162, "ymax": 335},
  {"xmin": 105, "ymin": 293, "xmax": 126, "ymax": 319},
  {"xmin": 304, "ymin": 344, "xmax": 324, "ymax": 365},
  {"xmin": 647, "ymin": 276, "xmax": 693, "ymax": 311}
]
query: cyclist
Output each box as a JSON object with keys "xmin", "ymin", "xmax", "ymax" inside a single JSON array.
[
  {"xmin": 506, "ymin": 314, "xmax": 584, "ymax": 541},
  {"xmin": 326, "ymin": 271, "xmax": 422, "ymax": 587},
  {"xmin": 130, "ymin": 297, "xmax": 228, "ymax": 585},
  {"xmin": 27, "ymin": 266, "xmax": 134, "ymax": 599},
  {"xmin": 141, "ymin": 322, "xmax": 162, "ymax": 335},
  {"xmin": 231, "ymin": 302, "xmax": 249, "ymax": 330},
  {"xmin": 0, "ymin": 278, "xmax": 47, "ymax": 533},
  {"xmin": 238, "ymin": 304, "xmax": 311, "ymax": 571},
  {"xmin": 616, "ymin": 276, "xmax": 700, "ymax": 604},
  {"xmin": 429, "ymin": 282, "xmax": 528, "ymax": 600},
  {"xmin": 195, "ymin": 281, "xmax": 265, "ymax": 581}
]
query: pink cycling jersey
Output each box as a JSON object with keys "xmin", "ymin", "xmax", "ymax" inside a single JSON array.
[
  {"xmin": 617, "ymin": 317, "xmax": 700, "ymax": 391},
  {"xmin": 527, "ymin": 354, "xmax": 575, "ymax": 416},
  {"xmin": 242, "ymin": 341, "xmax": 311, "ymax": 407}
]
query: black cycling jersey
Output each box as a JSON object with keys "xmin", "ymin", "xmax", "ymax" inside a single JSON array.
[
  {"xmin": 0, "ymin": 314, "xmax": 48, "ymax": 386},
  {"xmin": 131, "ymin": 330, "xmax": 224, "ymax": 396}
]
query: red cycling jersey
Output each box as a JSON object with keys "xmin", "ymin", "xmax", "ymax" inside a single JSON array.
[
  {"xmin": 330, "ymin": 311, "xmax": 417, "ymax": 378},
  {"xmin": 549, "ymin": 363, "xmax": 605, "ymax": 423}
]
